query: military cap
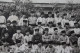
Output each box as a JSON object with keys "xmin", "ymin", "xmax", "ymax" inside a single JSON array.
[
  {"xmin": 23, "ymin": 20, "xmax": 28, "ymax": 23},
  {"xmin": 65, "ymin": 23, "xmax": 69, "ymax": 25},
  {"xmin": 61, "ymin": 30, "xmax": 66, "ymax": 33},
  {"xmin": 57, "ymin": 22, "xmax": 61, "ymax": 25},
  {"xmin": 54, "ymin": 28, "xmax": 58, "ymax": 31},
  {"xmin": 48, "ymin": 22, "xmax": 53, "ymax": 24},
  {"xmin": 38, "ymin": 22, "xmax": 42, "ymax": 25},
  {"xmin": 44, "ymin": 28, "xmax": 49, "ymax": 31},
  {"xmin": 35, "ymin": 28, "xmax": 39, "ymax": 31},
  {"xmin": 48, "ymin": 11, "xmax": 52, "ymax": 14}
]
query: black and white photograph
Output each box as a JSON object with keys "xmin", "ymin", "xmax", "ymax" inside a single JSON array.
[{"xmin": 0, "ymin": 0, "xmax": 80, "ymax": 53}]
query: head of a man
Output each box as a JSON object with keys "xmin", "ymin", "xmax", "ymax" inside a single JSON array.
[
  {"xmin": 30, "ymin": 11, "xmax": 35, "ymax": 17},
  {"xmin": 23, "ymin": 20, "xmax": 28, "ymax": 26},
  {"xmin": 74, "ymin": 22, "xmax": 79, "ymax": 28},
  {"xmin": 64, "ymin": 23, "xmax": 70, "ymax": 29},
  {"xmin": 11, "ymin": 11, "xmax": 16, "ymax": 15},
  {"xmin": 70, "ymin": 30, "xmax": 75, "ymax": 36},
  {"xmin": 6, "ymin": 21, "xmax": 11, "ymax": 26},
  {"xmin": 48, "ymin": 12, "xmax": 52, "ymax": 17},
  {"xmin": 16, "ymin": 27, "xmax": 21, "ymax": 34},
  {"xmin": 12, "ymin": 21, "xmax": 17, "ymax": 26},
  {"xmin": 35, "ymin": 28, "xmax": 39, "ymax": 34},
  {"xmin": 4, "ymin": 31, "xmax": 9, "ymax": 38},
  {"xmin": 44, "ymin": 28, "xmax": 49, "ymax": 35},
  {"xmin": 38, "ymin": 43, "xmax": 42, "ymax": 47},
  {"xmin": 41, "ymin": 12, "xmax": 44, "ymax": 18},
  {"xmin": 62, "ymin": 42, "xmax": 67, "ymax": 48},
  {"xmin": 37, "ymin": 22, "xmax": 42, "ymax": 27},
  {"xmin": 26, "ymin": 31, "xmax": 30, "ymax": 36},
  {"xmin": 54, "ymin": 28, "xmax": 58, "ymax": 35},
  {"xmin": 48, "ymin": 22, "xmax": 53, "ymax": 27},
  {"xmin": 57, "ymin": 22, "xmax": 62, "ymax": 28},
  {"xmin": 61, "ymin": 30, "xmax": 66, "ymax": 36}
]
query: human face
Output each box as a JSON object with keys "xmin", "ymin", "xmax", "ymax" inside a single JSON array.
[
  {"xmin": 26, "ymin": 32, "xmax": 29, "ymax": 36},
  {"xmin": 63, "ymin": 44, "xmax": 66, "ymax": 48},
  {"xmin": 11, "ymin": 12, "xmax": 15, "ymax": 15},
  {"xmin": 74, "ymin": 24, "xmax": 78, "ymax": 28},
  {"xmin": 54, "ymin": 30, "xmax": 58, "ymax": 34},
  {"xmin": 23, "ymin": 22, "xmax": 27, "ymax": 26},
  {"xmin": 38, "ymin": 24, "xmax": 41, "ymax": 27},
  {"xmin": 65, "ymin": 25, "xmax": 69, "ymax": 28},
  {"xmin": 49, "ymin": 24, "xmax": 52, "ymax": 27},
  {"xmin": 4, "ymin": 33, "xmax": 9, "ymax": 38},
  {"xmin": 31, "ymin": 13, "xmax": 34, "ymax": 17},
  {"xmin": 17, "ymin": 30, "xmax": 21, "ymax": 34},
  {"xmin": 71, "ymin": 33, "xmax": 75, "ymax": 36},
  {"xmin": 35, "ymin": 31, "xmax": 39, "ymax": 34},
  {"xmin": 58, "ymin": 25, "xmax": 62, "ymax": 28},
  {"xmin": 38, "ymin": 43, "xmax": 42, "ymax": 47},
  {"xmin": 48, "ymin": 14, "xmax": 52, "ymax": 17},
  {"xmin": 41, "ymin": 15, "xmax": 44, "ymax": 17},
  {"xmin": 45, "ymin": 31, "xmax": 48, "ymax": 34},
  {"xmin": 23, "ymin": 15, "xmax": 26, "ymax": 18},
  {"xmin": 62, "ymin": 33, "xmax": 66, "ymax": 36},
  {"xmin": 17, "ymin": 43, "xmax": 21, "ymax": 47},
  {"xmin": 7, "ymin": 23, "xmax": 11, "ymax": 26}
]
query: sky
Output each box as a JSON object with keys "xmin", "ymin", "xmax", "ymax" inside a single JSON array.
[{"xmin": 0, "ymin": 0, "xmax": 80, "ymax": 3}]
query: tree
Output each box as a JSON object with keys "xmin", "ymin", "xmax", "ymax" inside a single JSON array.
[
  {"xmin": 67, "ymin": 0, "xmax": 74, "ymax": 11},
  {"xmin": 13, "ymin": 0, "xmax": 34, "ymax": 11}
]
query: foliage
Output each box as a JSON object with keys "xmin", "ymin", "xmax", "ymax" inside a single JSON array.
[{"xmin": 13, "ymin": 0, "xmax": 34, "ymax": 11}]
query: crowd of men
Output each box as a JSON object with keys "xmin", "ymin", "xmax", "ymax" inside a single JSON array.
[{"xmin": 0, "ymin": 8, "xmax": 80, "ymax": 53}]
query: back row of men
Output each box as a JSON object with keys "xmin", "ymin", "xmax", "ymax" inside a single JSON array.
[{"xmin": 0, "ymin": 10, "xmax": 78, "ymax": 28}]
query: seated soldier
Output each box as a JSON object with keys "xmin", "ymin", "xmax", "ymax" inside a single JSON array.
[
  {"xmin": 42, "ymin": 28, "xmax": 52, "ymax": 42},
  {"xmin": 9, "ymin": 45, "xmax": 17, "ymax": 53},
  {"xmin": 54, "ymin": 42, "xmax": 62, "ymax": 53},
  {"xmin": 69, "ymin": 30, "xmax": 78, "ymax": 46},
  {"xmin": 64, "ymin": 23, "xmax": 70, "ymax": 31},
  {"xmin": 32, "ymin": 28, "xmax": 42, "ymax": 43},
  {"xmin": 35, "ymin": 43, "xmax": 43, "ymax": 53},
  {"xmin": 12, "ymin": 26, "xmax": 24, "ymax": 44},
  {"xmin": 6, "ymin": 21, "xmax": 14, "ymax": 38},
  {"xmin": 57, "ymin": 22, "xmax": 63, "ymax": 29},
  {"xmin": 0, "ymin": 30, "xmax": 14, "ymax": 53},
  {"xmin": 21, "ymin": 20, "xmax": 31, "ymax": 35},
  {"xmin": 58, "ymin": 30, "xmax": 69, "ymax": 44},
  {"xmin": 24, "ymin": 31, "xmax": 33, "ymax": 43},
  {"xmin": 72, "ymin": 42, "xmax": 80, "ymax": 53},
  {"xmin": 11, "ymin": 21, "xmax": 18, "ymax": 34},
  {"xmin": 14, "ymin": 40, "xmax": 24, "ymax": 53},
  {"xmin": 74, "ymin": 22, "xmax": 80, "ymax": 28},
  {"xmin": 1, "ymin": 30, "xmax": 14, "ymax": 46},
  {"xmin": 73, "ymin": 22, "xmax": 80, "ymax": 34},
  {"xmin": 60, "ymin": 42, "xmax": 72, "ymax": 53},
  {"xmin": 52, "ymin": 28, "xmax": 60, "ymax": 42},
  {"xmin": 57, "ymin": 22, "xmax": 64, "ymax": 33},
  {"xmin": 47, "ymin": 44, "xmax": 55, "ymax": 53},
  {"xmin": 28, "ymin": 41, "xmax": 35, "ymax": 53}
]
